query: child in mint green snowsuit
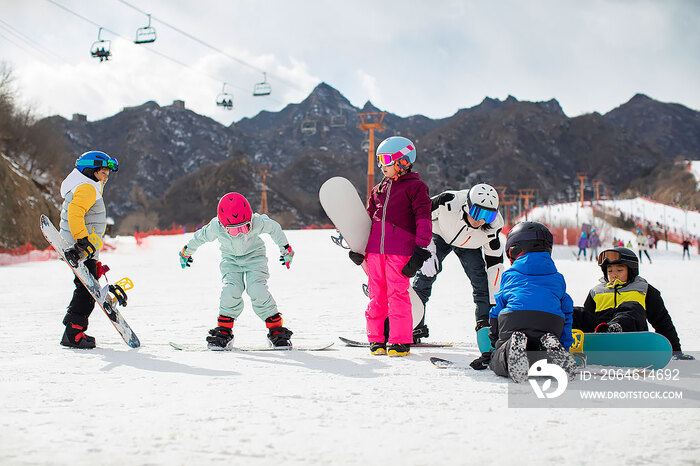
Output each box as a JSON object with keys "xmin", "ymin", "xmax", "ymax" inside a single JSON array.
[{"xmin": 180, "ymin": 194, "xmax": 295, "ymax": 348}]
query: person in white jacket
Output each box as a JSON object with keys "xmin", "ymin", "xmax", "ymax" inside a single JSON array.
[
  {"xmin": 636, "ymin": 229, "xmax": 652, "ymax": 264},
  {"xmin": 412, "ymin": 184, "xmax": 505, "ymax": 341}
]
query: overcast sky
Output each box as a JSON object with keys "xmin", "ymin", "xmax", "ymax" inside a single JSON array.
[{"xmin": 1, "ymin": 0, "xmax": 698, "ymax": 126}]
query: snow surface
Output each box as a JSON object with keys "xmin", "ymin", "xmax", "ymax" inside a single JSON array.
[{"xmin": 1, "ymin": 229, "xmax": 699, "ymax": 465}]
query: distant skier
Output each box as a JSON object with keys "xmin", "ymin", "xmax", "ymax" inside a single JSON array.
[
  {"xmin": 178, "ymin": 192, "xmax": 295, "ymax": 349},
  {"xmin": 470, "ymin": 222, "xmax": 576, "ymax": 382},
  {"xmin": 575, "ymin": 247, "xmax": 693, "ymax": 359},
  {"xmin": 576, "ymin": 231, "xmax": 588, "ymax": 260},
  {"xmin": 588, "ymin": 229, "xmax": 601, "ymax": 262},
  {"xmin": 412, "ymin": 183, "xmax": 504, "ymax": 341},
  {"xmin": 58, "ymin": 151, "xmax": 119, "ymax": 348},
  {"xmin": 347, "ymin": 136, "xmax": 432, "ymax": 357},
  {"xmin": 635, "ymin": 229, "xmax": 652, "ymax": 263},
  {"xmin": 681, "ymin": 237, "xmax": 691, "ymax": 260}
]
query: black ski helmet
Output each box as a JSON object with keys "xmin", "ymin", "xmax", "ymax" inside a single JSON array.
[
  {"xmin": 597, "ymin": 247, "xmax": 639, "ymax": 281},
  {"xmin": 505, "ymin": 221, "xmax": 553, "ymax": 262}
]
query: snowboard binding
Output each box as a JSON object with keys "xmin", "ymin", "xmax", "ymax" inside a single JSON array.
[
  {"xmin": 108, "ymin": 277, "xmax": 133, "ymax": 307},
  {"xmin": 330, "ymin": 231, "xmax": 350, "ymax": 249},
  {"xmin": 63, "ymin": 233, "xmax": 103, "ymax": 268}
]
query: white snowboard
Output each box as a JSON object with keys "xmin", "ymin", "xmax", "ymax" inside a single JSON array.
[{"xmin": 319, "ymin": 177, "xmax": 425, "ymax": 327}]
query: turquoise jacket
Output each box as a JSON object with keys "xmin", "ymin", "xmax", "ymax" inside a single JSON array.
[{"xmin": 186, "ymin": 214, "xmax": 289, "ymax": 269}]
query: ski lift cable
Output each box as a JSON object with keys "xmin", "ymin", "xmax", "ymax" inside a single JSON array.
[
  {"xmin": 0, "ymin": 30, "xmax": 56, "ymax": 66},
  {"xmin": 0, "ymin": 19, "xmax": 67, "ymax": 64},
  {"xmin": 0, "ymin": 22, "xmax": 62, "ymax": 65},
  {"xmin": 115, "ymin": 0, "xmax": 304, "ymax": 92},
  {"xmin": 43, "ymin": 0, "xmax": 282, "ymax": 101}
]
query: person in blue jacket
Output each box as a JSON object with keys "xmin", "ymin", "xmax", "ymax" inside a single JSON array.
[{"xmin": 470, "ymin": 222, "xmax": 576, "ymax": 383}]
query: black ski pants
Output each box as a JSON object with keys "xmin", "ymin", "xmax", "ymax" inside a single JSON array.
[
  {"xmin": 413, "ymin": 234, "xmax": 491, "ymax": 323},
  {"xmin": 63, "ymin": 259, "xmax": 98, "ymax": 328}
]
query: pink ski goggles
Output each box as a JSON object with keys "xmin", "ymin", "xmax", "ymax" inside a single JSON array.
[
  {"xmin": 376, "ymin": 144, "xmax": 414, "ymax": 167},
  {"xmin": 225, "ymin": 222, "xmax": 251, "ymax": 236}
]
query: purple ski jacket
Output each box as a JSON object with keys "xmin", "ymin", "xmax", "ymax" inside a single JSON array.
[{"xmin": 366, "ymin": 172, "xmax": 432, "ymax": 256}]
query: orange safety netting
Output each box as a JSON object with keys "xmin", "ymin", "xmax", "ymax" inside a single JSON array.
[
  {"xmin": 0, "ymin": 240, "xmax": 117, "ymax": 266},
  {"xmin": 0, "ymin": 242, "xmax": 57, "ymax": 266},
  {"xmin": 134, "ymin": 225, "xmax": 188, "ymax": 245}
]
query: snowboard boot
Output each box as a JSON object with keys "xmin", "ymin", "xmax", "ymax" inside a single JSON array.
[
  {"xmin": 507, "ymin": 331, "xmax": 529, "ymax": 383},
  {"xmin": 412, "ymin": 324, "xmax": 429, "ymax": 344},
  {"xmin": 266, "ymin": 313, "xmax": 293, "ymax": 347},
  {"xmin": 60, "ymin": 323, "xmax": 96, "ymax": 349},
  {"xmin": 388, "ymin": 343, "xmax": 410, "ymax": 357},
  {"xmin": 475, "ymin": 319, "xmax": 490, "ymax": 332},
  {"xmin": 607, "ymin": 322, "xmax": 623, "ymax": 333},
  {"xmin": 267, "ymin": 327, "xmax": 293, "ymax": 347},
  {"xmin": 369, "ymin": 342, "xmax": 387, "ymax": 355},
  {"xmin": 207, "ymin": 315, "xmax": 234, "ymax": 350},
  {"xmin": 540, "ymin": 333, "xmax": 577, "ymax": 381},
  {"xmin": 595, "ymin": 322, "xmax": 622, "ymax": 333}
]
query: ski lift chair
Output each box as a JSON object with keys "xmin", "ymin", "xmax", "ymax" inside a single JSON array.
[
  {"xmin": 134, "ymin": 14, "xmax": 156, "ymax": 44},
  {"xmin": 253, "ymin": 72, "xmax": 271, "ymax": 96},
  {"xmin": 301, "ymin": 118, "xmax": 317, "ymax": 136},
  {"xmin": 330, "ymin": 111, "xmax": 347, "ymax": 128},
  {"xmin": 427, "ymin": 163, "xmax": 440, "ymax": 175},
  {"xmin": 216, "ymin": 83, "xmax": 234, "ymax": 110},
  {"xmin": 90, "ymin": 28, "xmax": 111, "ymax": 62},
  {"xmin": 361, "ymin": 139, "xmax": 370, "ymax": 152}
]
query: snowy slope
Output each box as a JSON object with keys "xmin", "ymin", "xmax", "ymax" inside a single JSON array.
[
  {"xmin": 690, "ymin": 161, "xmax": 700, "ymax": 190},
  {"xmin": 524, "ymin": 199, "xmax": 699, "ymax": 238},
  {"xmin": 1, "ymin": 230, "xmax": 698, "ymax": 465}
]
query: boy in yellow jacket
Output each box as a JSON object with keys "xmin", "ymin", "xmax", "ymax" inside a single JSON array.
[{"xmin": 59, "ymin": 151, "xmax": 119, "ymax": 348}]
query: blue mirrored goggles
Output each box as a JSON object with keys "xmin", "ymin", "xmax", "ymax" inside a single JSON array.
[
  {"xmin": 464, "ymin": 204, "xmax": 498, "ymax": 224},
  {"xmin": 77, "ymin": 157, "xmax": 119, "ymax": 172}
]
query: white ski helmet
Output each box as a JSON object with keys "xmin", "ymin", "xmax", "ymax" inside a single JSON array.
[{"xmin": 464, "ymin": 183, "xmax": 499, "ymax": 224}]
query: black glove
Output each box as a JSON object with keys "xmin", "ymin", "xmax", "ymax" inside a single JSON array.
[
  {"xmin": 401, "ymin": 246, "xmax": 432, "ymax": 277},
  {"xmin": 64, "ymin": 237, "xmax": 96, "ymax": 267},
  {"xmin": 470, "ymin": 351, "xmax": 492, "ymax": 370},
  {"xmin": 431, "ymin": 192, "xmax": 455, "ymax": 211},
  {"xmin": 349, "ymin": 251, "xmax": 365, "ymax": 265}
]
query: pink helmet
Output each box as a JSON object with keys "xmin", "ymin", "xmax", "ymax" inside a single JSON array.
[{"xmin": 217, "ymin": 192, "xmax": 252, "ymax": 226}]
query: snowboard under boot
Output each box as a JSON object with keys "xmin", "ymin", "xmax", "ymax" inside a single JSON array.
[
  {"xmin": 540, "ymin": 333, "xmax": 577, "ymax": 381},
  {"xmin": 206, "ymin": 327, "xmax": 234, "ymax": 349},
  {"xmin": 207, "ymin": 316, "xmax": 235, "ymax": 349},
  {"xmin": 507, "ymin": 331, "xmax": 529, "ymax": 383},
  {"xmin": 265, "ymin": 313, "xmax": 293, "ymax": 347},
  {"xmin": 267, "ymin": 326, "xmax": 293, "ymax": 347}
]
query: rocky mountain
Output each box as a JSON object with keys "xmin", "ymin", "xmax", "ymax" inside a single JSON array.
[
  {"xmin": 25, "ymin": 84, "xmax": 700, "ymax": 235},
  {"xmin": 605, "ymin": 93, "xmax": 700, "ymax": 160},
  {"xmin": 38, "ymin": 101, "xmax": 247, "ymax": 219},
  {"xmin": 0, "ymin": 154, "xmax": 59, "ymax": 248}
]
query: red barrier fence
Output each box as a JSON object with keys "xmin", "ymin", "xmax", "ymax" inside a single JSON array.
[
  {"xmin": 0, "ymin": 239, "xmax": 116, "ymax": 266},
  {"xmin": 0, "ymin": 242, "xmax": 57, "ymax": 266},
  {"xmin": 134, "ymin": 225, "xmax": 188, "ymax": 246}
]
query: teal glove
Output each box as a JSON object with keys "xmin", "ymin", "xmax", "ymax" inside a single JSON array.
[
  {"xmin": 179, "ymin": 246, "xmax": 193, "ymax": 269},
  {"xmin": 279, "ymin": 244, "xmax": 294, "ymax": 269}
]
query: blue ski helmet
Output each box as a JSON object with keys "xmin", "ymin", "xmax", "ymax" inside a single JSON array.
[
  {"xmin": 75, "ymin": 151, "xmax": 119, "ymax": 173},
  {"xmin": 376, "ymin": 136, "xmax": 416, "ymax": 175}
]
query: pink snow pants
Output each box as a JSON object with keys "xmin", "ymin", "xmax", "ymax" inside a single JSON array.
[{"xmin": 365, "ymin": 253, "xmax": 413, "ymax": 344}]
